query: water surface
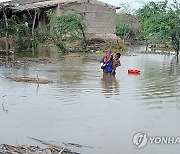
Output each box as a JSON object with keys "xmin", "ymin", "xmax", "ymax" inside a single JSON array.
[{"xmin": 0, "ymin": 48, "xmax": 180, "ymax": 154}]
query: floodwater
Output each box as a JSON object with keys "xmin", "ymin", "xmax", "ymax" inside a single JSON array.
[{"xmin": 0, "ymin": 46, "xmax": 180, "ymax": 154}]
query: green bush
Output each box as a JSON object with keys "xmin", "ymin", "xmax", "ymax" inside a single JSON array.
[
  {"xmin": 15, "ymin": 37, "xmax": 31, "ymax": 51},
  {"xmin": 116, "ymin": 24, "xmax": 131, "ymax": 37}
]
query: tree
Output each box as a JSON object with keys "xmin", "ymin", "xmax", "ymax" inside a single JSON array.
[
  {"xmin": 136, "ymin": 0, "xmax": 180, "ymax": 55},
  {"xmin": 0, "ymin": 14, "xmax": 31, "ymax": 52},
  {"xmin": 0, "ymin": 9, "xmax": 86, "ymax": 53},
  {"xmin": 115, "ymin": 3, "xmax": 139, "ymax": 39},
  {"xmin": 39, "ymin": 10, "xmax": 86, "ymax": 52},
  {"xmin": 116, "ymin": 23, "xmax": 131, "ymax": 38}
]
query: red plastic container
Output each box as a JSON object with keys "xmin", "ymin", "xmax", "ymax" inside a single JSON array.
[{"xmin": 128, "ymin": 69, "xmax": 141, "ymax": 74}]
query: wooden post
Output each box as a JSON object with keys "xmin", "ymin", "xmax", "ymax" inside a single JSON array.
[
  {"xmin": 27, "ymin": 10, "xmax": 33, "ymax": 19},
  {"xmin": 32, "ymin": 9, "xmax": 37, "ymax": 35},
  {"xmin": 37, "ymin": 9, "xmax": 41, "ymax": 28},
  {"xmin": 79, "ymin": 23, "xmax": 87, "ymax": 48},
  {"xmin": 145, "ymin": 40, "xmax": 148, "ymax": 52},
  {"xmin": 32, "ymin": 9, "xmax": 37, "ymax": 54},
  {"xmin": 2, "ymin": 7, "xmax": 10, "ymax": 55}
]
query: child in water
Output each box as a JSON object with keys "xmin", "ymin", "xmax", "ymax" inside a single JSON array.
[
  {"xmin": 100, "ymin": 50, "xmax": 112, "ymax": 69},
  {"xmin": 111, "ymin": 52, "xmax": 121, "ymax": 74}
]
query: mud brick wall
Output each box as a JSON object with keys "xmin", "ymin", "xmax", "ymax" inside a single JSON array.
[{"xmin": 58, "ymin": 3, "xmax": 116, "ymax": 34}]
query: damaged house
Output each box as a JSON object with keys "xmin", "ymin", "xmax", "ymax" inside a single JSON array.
[{"xmin": 0, "ymin": 0, "xmax": 120, "ymax": 51}]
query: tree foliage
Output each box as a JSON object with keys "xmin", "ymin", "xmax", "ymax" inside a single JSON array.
[
  {"xmin": 115, "ymin": 3, "xmax": 139, "ymax": 39},
  {"xmin": 41, "ymin": 10, "xmax": 86, "ymax": 52},
  {"xmin": 0, "ymin": 10, "xmax": 85, "ymax": 52},
  {"xmin": 116, "ymin": 23, "xmax": 131, "ymax": 38},
  {"xmin": 136, "ymin": 0, "xmax": 180, "ymax": 54},
  {"xmin": 0, "ymin": 15, "xmax": 31, "ymax": 51}
]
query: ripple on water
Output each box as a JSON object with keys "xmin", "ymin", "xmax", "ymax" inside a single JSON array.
[{"xmin": 0, "ymin": 53, "xmax": 180, "ymax": 154}]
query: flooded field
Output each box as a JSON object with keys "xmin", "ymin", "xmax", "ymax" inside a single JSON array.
[{"xmin": 0, "ymin": 47, "xmax": 180, "ymax": 154}]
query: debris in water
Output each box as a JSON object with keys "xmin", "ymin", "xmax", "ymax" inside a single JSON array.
[
  {"xmin": 9, "ymin": 77, "xmax": 53, "ymax": 84},
  {"xmin": 0, "ymin": 137, "xmax": 81, "ymax": 154}
]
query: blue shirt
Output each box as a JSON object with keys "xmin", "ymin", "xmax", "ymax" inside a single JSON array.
[{"xmin": 100, "ymin": 57, "xmax": 113, "ymax": 73}]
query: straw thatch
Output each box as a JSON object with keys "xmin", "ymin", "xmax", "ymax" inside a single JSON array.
[
  {"xmin": 86, "ymin": 33, "xmax": 121, "ymax": 42},
  {"xmin": 0, "ymin": 0, "xmax": 119, "ymax": 11}
]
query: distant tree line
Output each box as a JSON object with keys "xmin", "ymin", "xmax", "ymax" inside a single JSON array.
[{"xmin": 115, "ymin": 0, "xmax": 180, "ymax": 55}]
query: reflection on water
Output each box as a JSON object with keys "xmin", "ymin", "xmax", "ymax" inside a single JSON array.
[
  {"xmin": 170, "ymin": 56, "xmax": 179, "ymax": 75},
  {"xmin": 0, "ymin": 48, "xmax": 180, "ymax": 154},
  {"xmin": 139, "ymin": 55, "xmax": 180, "ymax": 101},
  {"xmin": 101, "ymin": 73, "xmax": 119, "ymax": 97}
]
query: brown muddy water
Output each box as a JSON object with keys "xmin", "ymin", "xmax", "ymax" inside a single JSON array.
[{"xmin": 0, "ymin": 46, "xmax": 180, "ymax": 154}]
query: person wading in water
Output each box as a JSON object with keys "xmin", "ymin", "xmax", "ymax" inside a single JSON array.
[{"xmin": 100, "ymin": 50, "xmax": 121, "ymax": 75}]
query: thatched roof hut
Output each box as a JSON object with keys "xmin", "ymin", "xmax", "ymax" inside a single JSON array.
[{"xmin": 0, "ymin": 0, "xmax": 120, "ymax": 43}]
